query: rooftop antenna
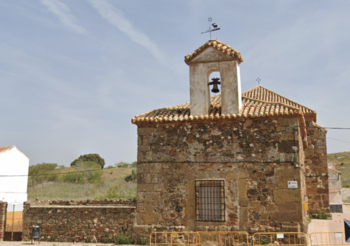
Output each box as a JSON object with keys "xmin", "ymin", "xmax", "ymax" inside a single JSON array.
[
  {"xmin": 256, "ymin": 77, "xmax": 261, "ymax": 86},
  {"xmin": 201, "ymin": 17, "xmax": 220, "ymax": 39}
]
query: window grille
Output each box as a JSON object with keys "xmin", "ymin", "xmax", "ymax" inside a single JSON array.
[{"xmin": 195, "ymin": 180, "xmax": 225, "ymax": 222}]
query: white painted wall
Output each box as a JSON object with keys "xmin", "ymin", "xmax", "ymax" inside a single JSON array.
[
  {"xmin": 0, "ymin": 146, "xmax": 29, "ymax": 211},
  {"xmin": 329, "ymin": 191, "xmax": 342, "ymax": 205}
]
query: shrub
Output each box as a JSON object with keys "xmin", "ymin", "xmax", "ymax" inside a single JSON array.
[
  {"xmin": 95, "ymin": 181, "xmax": 136, "ymax": 199},
  {"xmin": 140, "ymin": 237, "xmax": 147, "ymax": 245},
  {"xmin": 114, "ymin": 233, "xmax": 134, "ymax": 245},
  {"xmin": 28, "ymin": 163, "xmax": 59, "ymax": 186},
  {"xmin": 261, "ymin": 238, "xmax": 268, "ymax": 245},
  {"xmin": 124, "ymin": 170, "xmax": 137, "ymax": 182}
]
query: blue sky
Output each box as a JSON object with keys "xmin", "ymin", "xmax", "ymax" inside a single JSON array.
[{"xmin": 1, "ymin": 0, "xmax": 349, "ymax": 166}]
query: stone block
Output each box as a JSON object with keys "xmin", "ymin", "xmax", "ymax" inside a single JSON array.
[
  {"xmin": 266, "ymin": 203, "xmax": 275, "ymax": 212},
  {"xmin": 272, "ymin": 211, "xmax": 302, "ymax": 223},
  {"xmin": 154, "ymin": 184, "xmax": 165, "ymax": 192},
  {"xmin": 277, "ymin": 203, "xmax": 302, "ymax": 212},
  {"xmin": 238, "ymin": 169, "xmax": 249, "ymax": 179},
  {"xmin": 138, "ymin": 145, "xmax": 151, "ymax": 151},
  {"xmin": 138, "ymin": 128, "xmax": 154, "ymax": 136},
  {"xmin": 273, "ymin": 189, "xmax": 301, "ymax": 204},
  {"xmin": 239, "ymin": 207, "xmax": 248, "ymax": 231},
  {"xmin": 238, "ymin": 179, "xmax": 247, "ymax": 199},
  {"xmin": 150, "ymin": 163, "xmax": 162, "ymax": 173},
  {"xmin": 239, "ymin": 199, "xmax": 249, "ymax": 207},
  {"xmin": 185, "ymin": 206, "xmax": 195, "ymax": 230},
  {"xmin": 145, "ymin": 151, "xmax": 152, "ymax": 161},
  {"xmin": 138, "ymin": 163, "xmax": 150, "ymax": 174},
  {"xmin": 278, "ymin": 141, "xmax": 294, "ymax": 153},
  {"xmin": 138, "ymin": 184, "xmax": 155, "ymax": 192},
  {"xmin": 144, "ymin": 174, "xmax": 158, "ymax": 184}
]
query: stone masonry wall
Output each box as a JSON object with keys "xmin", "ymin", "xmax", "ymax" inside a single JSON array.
[
  {"xmin": 0, "ymin": 201, "xmax": 7, "ymax": 241},
  {"xmin": 304, "ymin": 118, "xmax": 329, "ymax": 216},
  {"xmin": 22, "ymin": 200, "xmax": 137, "ymax": 243},
  {"xmin": 136, "ymin": 116, "xmax": 310, "ymax": 233}
]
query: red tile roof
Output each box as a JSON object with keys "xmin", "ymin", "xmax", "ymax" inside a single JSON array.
[
  {"xmin": 184, "ymin": 39, "xmax": 244, "ymax": 65},
  {"xmin": 0, "ymin": 146, "xmax": 14, "ymax": 153},
  {"xmin": 132, "ymin": 86, "xmax": 316, "ymax": 124}
]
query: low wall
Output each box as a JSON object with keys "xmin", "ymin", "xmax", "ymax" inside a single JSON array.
[
  {"xmin": 0, "ymin": 201, "xmax": 7, "ymax": 241},
  {"xmin": 22, "ymin": 199, "xmax": 137, "ymax": 243}
]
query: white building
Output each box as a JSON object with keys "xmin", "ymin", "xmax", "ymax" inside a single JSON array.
[
  {"xmin": 0, "ymin": 146, "xmax": 29, "ymax": 211},
  {"xmin": 328, "ymin": 162, "xmax": 343, "ymax": 213}
]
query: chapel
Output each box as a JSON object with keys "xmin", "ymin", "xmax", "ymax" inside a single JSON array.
[{"xmin": 132, "ymin": 40, "xmax": 329, "ymax": 233}]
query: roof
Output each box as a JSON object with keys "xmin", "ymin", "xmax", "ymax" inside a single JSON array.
[
  {"xmin": 0, "ymin": 145, "xmax": 29, "ymax": 159},
  {"xmin": 328, "ymin": 168, "xmax": 342, "ymax": 174},
  {"xmin": 0, "ymin": 146, "xmax": 14, "ymax": 154},
  {"xmin": 132, "ymin": 85, "xmax": 316, "ymax": 124},
  {"xmin": 184, "ymin": 39, "xmax": 244, "ymax": 65}
]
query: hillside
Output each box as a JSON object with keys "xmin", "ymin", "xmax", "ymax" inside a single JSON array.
[
  {"xmin": 27, "ymin": 164, "xmax": 136, "ymax": 201},
  {"xmin": 327, "ymin": 151, "xmax": 350, "ymax": 187}
]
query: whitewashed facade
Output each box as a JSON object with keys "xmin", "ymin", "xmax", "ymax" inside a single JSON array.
[
  {"xmin": 328, "ymin": 162, "xmax": 343, "ymax": 213},
  {"xmin": 0, "ymin": 146, "xmax": 29, "ymax": 211}
]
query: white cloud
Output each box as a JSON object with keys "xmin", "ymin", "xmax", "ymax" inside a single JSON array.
[
  {"xmin": 88, "ymin": 0, "xmax": 166, "ymax": 64},
  {"xmin": 39, "ymin": 0, "xmax": 87, "ymax": 34}
]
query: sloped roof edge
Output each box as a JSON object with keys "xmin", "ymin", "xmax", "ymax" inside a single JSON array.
[{"xmin": 184, "ymin": 39, "xmax": 244, "ymax": 65}]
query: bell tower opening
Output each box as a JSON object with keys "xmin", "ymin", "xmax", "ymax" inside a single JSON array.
[
  {"xmin": 186, "ymin": 40, "xmax": 243, "ymax": 116},
  {"xmin": 209, "ymin": 71, "xmax": 221, "ymax": 96}
]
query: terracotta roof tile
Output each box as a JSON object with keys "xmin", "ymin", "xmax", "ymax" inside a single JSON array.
[
  {"xmin": 132, "ymin": 86, "xmax": 317, "ymax": 148},
  {"xmin": 184, "ymin": 39, "xmax": 243, "ymax": 65},
  {"xmin": 0, "ymin": 146, "xmax": 14, "ymax": 153},
  {"xmin": 132, "ymin": 86, "xmax": 316, "ymax": 124},
  {"xmin": 328, "ymin": 168, "xmax": 342, "ymax": 174}
]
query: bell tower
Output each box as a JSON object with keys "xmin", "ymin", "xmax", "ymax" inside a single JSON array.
[{"xmin": 185, "ymin": 40, "xmax": 243, "ymax": 116}]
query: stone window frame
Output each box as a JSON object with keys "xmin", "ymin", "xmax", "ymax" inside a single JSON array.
[{"xmin": 195, "ymin": 180, "xmax": 226, "ymax": 222}]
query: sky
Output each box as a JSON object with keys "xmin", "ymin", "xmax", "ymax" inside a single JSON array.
[{"xmin": 0, "ymin": 0, "xmax": 349, "ymax": 167}]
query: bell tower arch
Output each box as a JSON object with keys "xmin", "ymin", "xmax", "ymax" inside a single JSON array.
[{"xmin": 185, "ymin": 40, "xmax": 243, "ymax": 116}]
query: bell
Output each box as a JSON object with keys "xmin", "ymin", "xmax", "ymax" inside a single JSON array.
[
  {"xmin": 208, "ymin": 77, "xmax": 221, "ymax": 93},
  {"xmin": 211, "ymin": 84, "xmax": 220, "ymax": 93}
]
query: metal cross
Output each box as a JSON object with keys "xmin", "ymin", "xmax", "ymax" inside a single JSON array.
[
  {"xmin": 201, "ymin": 17, "xmax": 220, "ymax": 39},
  {"xmin": 256, "ymin": 77, "xmax": 261, "ymax": 86}
]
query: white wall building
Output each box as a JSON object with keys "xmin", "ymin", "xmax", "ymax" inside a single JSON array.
[
  {"xmin": 328, "ymin": 162, "xmax": 343, "ymax": 213},
  {"xmin": 0, "ymin": 146, "xmax": 29, "ymax": 211}
]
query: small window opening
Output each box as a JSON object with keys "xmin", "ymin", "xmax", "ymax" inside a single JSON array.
[
  {"xmin": 209, "ymin": 72, "xmax": 221, "ymax": 96},
  {"xmin": 195, "ymin": 180, "xmax": 225, "ymax": 222}
]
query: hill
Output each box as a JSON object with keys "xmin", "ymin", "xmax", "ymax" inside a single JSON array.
[
  {"xmin": 327, "ymin": 151, "xmax": 350, "ymax": 187},
  {"xmin": 27, "ymin": 163, "xmax": 136, "ymax": 201}
]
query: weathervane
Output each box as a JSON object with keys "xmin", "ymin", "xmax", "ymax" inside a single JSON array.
[
  {"xmin": 201, "ymin": 17, "xmax": 220, "ymax": 39},
  {"xmin": 256, "ymin": 77, "xmax": 261, "ymax": 86}
]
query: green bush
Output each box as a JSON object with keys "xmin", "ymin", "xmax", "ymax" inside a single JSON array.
[
  {"xmin": 63, "ymin": 172, "xmax": 84, "ymax": 183},
  {"xmin": 261, "ymin": 238, "xmax": 268, "ymax": 245},
  {"xmin": 28, "ymin": 163, "xmax": 59, "ymax": 186},
  {"xmin": 124, "ymin": 170, "xmax": 137, "ymax": 182},
  {"xmin": 114, "ymin": 233, "xmax": 134, "ymax": 245},
  {"xmin": 140, "ymin": 237, "xmax": 147, "ymax": 245},
  {"xmin": 95, "ymin": 181, "xmax": 136, "ymax": 199}
]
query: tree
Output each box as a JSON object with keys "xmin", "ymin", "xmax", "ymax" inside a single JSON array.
[
  {"xmin": 70, "ymin": 154, "xmax": 105, "ymax": 169},
  {"xmin": 115, "ymin": 161, "xmax": 129, "ymax": 168},
  {"xmin": 115, "ymin": 161, "xmax": 137, "ymax": 168}
]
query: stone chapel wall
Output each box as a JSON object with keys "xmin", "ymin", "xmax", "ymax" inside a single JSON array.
[
  {"xmin": 137, "ymin": 116, "xmax": 309, "ymax": 233},
  {"xmin": 22, "ymin": 200, "xmax": 137, "ymax": 243},
  {"xmin": 304, "ymin": 118, "xmax": 329, "ymax": 216},
  {"xmin": 0, "ymin": 201, "xmax": 7, "ymax": 241}
]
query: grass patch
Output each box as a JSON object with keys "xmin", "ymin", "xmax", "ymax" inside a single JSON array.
[
  {"xmin": 328, "ymin": 151, "xmax": 350, "ymax": 187},
  {"xmin": 28, "ymin": 166, "xmax": 136, "ymax": 201}
]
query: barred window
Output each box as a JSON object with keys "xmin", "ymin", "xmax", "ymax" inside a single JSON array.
[{"xmin": 195, "ymin": 180, "xmax": 225, "ymax": 222}]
